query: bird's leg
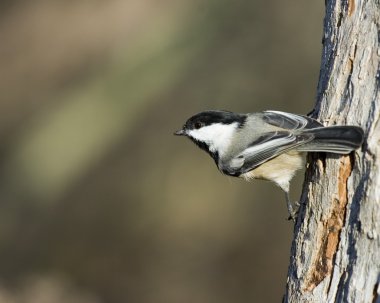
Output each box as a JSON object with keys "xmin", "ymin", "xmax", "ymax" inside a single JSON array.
[{"xmin": 285, "ymin": 191, "xmax": 297, "ymax": 221}]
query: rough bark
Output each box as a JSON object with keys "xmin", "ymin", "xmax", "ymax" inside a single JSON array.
[{"xmin": 284, "ymin": 0, "xmax": 380, "ymax": 302}]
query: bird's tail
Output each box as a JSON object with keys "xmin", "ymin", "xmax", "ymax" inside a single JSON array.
[{"xmin": 297, "ymin": 126, "xmax": 364, "ymax": 154}]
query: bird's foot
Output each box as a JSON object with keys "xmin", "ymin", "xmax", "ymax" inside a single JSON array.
[
  {"xmin": 286, "ymin": 201, "xmax": 300, "ymax": 222},
  {"xmin": 287, "ymin": 211, "xmax": 298, "ymax": 222}
]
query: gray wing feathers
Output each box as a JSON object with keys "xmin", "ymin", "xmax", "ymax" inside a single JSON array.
[
  {"xmin": 238, "ymin": 133, "xmax": 313, "ymax": 173},
  {"xmin": 296, "ymin": 126, "xmax": 364, "ymax": 153},
  {"xmin": 221, "ymin": 111, "xmax": 364, "ymax": 175},
  {"xmin": 223, "ymin": 132, "xmax": 313, "ymax": 175},
  {"xmin": 263, "ymin": 111, "xmax": 364, "ymax": 154},
  {"xmin": 263, "ymin": 111, "xmax": 322, "ymax": 129}
]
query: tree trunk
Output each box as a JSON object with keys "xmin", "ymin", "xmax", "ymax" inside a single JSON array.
[{"xmin": 284, "ymin": 0, "xmax": 380, "ymax": 302}]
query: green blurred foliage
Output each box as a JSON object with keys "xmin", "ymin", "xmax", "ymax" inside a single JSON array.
[{"xmin": 0, "ymin": 0, "xmax": 323, "ymax": 302}]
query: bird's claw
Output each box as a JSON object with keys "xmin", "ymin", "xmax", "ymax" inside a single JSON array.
[
  {"xmin": 286, "ymin": 201, "xmax": 300, "ymax": 222},
  {"xmin": 287, "ymin": 212, "xmax": 297, "ymax": 222}
]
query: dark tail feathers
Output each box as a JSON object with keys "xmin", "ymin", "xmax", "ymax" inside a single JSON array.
[{"xmin": 297, "ymin": 126, "xmax": 364, "ymax": 154}]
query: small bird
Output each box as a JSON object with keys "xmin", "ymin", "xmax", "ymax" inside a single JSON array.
[{"xmin": 174, "ymin": 110, "xmax": 364, "ymax": 220}]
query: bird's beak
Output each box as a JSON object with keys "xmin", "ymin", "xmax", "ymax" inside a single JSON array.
[{"xmin": 174, "ymin": 129, "xmax": 186, "ymax": 136}]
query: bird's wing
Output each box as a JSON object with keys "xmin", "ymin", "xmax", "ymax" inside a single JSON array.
[
  {"xmin": 221, "ymin": 131, "xmax": 314, "ymax": 175},
  {"xmin": 263, "ymin": 111, "xmax": 322, "ymax": 130}
]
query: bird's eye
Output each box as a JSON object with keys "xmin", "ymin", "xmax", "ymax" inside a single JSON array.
[{"xmin": 194, "ymin": 122, "xmax": 203, "ymax": 129}]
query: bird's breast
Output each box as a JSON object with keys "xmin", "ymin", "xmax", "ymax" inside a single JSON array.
[{"xmin": 240, "ymin": 151, "xmax": 304, "ymax": 191}]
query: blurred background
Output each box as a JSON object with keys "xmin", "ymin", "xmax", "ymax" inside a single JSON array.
[{"xmin": 0, "ymin": 1, "xmax": 323, "ymax": 302}]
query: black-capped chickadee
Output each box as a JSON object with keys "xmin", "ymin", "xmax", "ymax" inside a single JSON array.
[{"xmin": 174, "ymin": 110, "xmax": 364, "ymax": 220}]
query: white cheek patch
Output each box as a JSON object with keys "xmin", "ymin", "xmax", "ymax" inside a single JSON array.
[{"xmin": 188, "ymin": 123, "xmax": 238, "ymax": 154}]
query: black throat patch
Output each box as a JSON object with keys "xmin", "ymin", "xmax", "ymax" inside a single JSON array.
[{"xmin": 189, "ymin": 137, "xmax": 219, "ymax": 164}]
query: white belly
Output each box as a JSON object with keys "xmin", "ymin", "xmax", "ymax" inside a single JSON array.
[{"xmin": 240, "ymin": 151, "xmax": 305, "ymax": 192}]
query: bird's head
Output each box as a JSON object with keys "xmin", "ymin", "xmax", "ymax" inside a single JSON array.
[{"xmin": 174, "ymin": 110, "xmax": 246, "ymax": 159}]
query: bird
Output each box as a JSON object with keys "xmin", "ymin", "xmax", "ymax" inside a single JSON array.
[{"xmin": 174, "ymin": 110, "xmax": 364, "ymax": 220}]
